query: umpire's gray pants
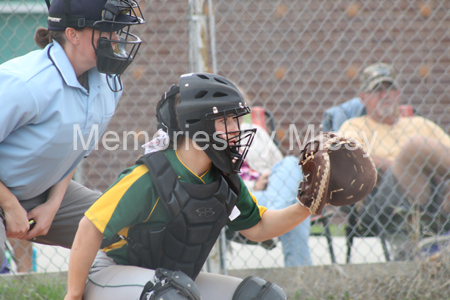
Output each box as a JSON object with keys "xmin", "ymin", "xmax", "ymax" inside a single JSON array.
[
  {"xmin": 0, "ymin": 181, "xmax": 100, "ymax": 263},
  {"xmin": 85, "ymin": 251, "xmax": 243, "ymax": 300}
]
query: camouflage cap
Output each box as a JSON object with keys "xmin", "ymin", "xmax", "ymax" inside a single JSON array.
[{"xmin": 360, "ymin": 63, "xmax": 398, "ymax": 92}]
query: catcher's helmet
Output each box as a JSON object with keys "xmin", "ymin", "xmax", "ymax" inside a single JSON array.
[
  {"xmin": 156, "ymin": 73, "xmax": 256, "ymax": 175},
  {"xmin": 46, "ymin": 0, "xmax": 145, "ymax": 91}
]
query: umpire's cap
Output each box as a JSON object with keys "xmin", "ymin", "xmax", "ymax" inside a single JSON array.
[{"xmin": 47, "ymin": 0, "xmax": 139, "ymax": 32}]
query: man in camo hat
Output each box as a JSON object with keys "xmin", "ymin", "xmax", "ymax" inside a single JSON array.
[{"xmin": 338, "ymin": 62, "xmax": 450, "ymax": 261}]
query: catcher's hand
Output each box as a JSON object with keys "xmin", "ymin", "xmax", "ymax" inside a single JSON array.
[{"xmin": 297, "ymin": 132, "xmax": 377, "ymax": 215}]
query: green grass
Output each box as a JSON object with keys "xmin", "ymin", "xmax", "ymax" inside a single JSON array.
[
  {"xmin": 310, "ymin": 223, "xmax": 346, "ymax": 237},
  {"xmin": 0, "ymin": 276, "xmax": 66, "ymax": 300}
]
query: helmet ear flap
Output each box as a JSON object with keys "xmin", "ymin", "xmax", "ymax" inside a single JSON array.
[{"xmin": 156, "ymin": 85, "xmax": 181, "ymax": 136}]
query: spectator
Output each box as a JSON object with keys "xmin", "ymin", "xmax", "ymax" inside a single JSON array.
[
  {"xmin": 338, "ymin": 62, "xmax": 450, "ymax": 260},
  {"xmin": 240, "ymin": 117, "xmax": 312, "ymax": 267}
]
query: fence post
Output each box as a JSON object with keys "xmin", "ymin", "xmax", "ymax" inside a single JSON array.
[{"xmin": 188, "ymin": 0, "xmax": 209, "ymax": 73}]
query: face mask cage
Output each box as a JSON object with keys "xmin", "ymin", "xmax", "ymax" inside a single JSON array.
[
  {"xmin": 92, "ymin": 0, "xmax": 145, "ymax": 91},
  {"xmin": 205, "ymin": 106, "xmax": 256, "ymax": 173}
]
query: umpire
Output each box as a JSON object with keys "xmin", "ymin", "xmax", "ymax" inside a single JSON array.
[{"xmin": 0, "ymin": 0, "xmax": 145, "ymax": 264}]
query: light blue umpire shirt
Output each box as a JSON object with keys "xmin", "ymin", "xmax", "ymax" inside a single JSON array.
[{"xmin": 0, "ymin": 40, "xmax": 122, "ymax": 200}]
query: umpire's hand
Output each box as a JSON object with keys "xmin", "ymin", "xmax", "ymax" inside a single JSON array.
[{"xmin": 3, "ymin": 199, "xmax": 30, "ymax": 239}]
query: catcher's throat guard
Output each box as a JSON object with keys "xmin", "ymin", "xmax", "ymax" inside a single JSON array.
[{"xmin": 297, "ymin": 133, "xmax": 377, "ymax": 215}]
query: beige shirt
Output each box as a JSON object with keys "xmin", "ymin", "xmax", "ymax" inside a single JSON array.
[{"xmin": 338, "ymin": 115, "xmax": 450, "ymax": 160}]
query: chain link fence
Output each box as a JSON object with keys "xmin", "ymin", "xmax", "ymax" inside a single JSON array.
[{"xmin": 2, "ymin": 0, "xmax": 450, "ymax": 299}]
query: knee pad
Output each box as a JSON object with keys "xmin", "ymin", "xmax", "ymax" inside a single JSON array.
[
  {"xmin": 232, "ymin": 276, "xmax": 287, "ymax": 300},
  {"xmin": 139, "ymin": 268, "xmax": 201, "ymax": 300}
]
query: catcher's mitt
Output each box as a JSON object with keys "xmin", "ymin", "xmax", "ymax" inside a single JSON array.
[{"xmin": 297, "ymin": 133, "xmax": 377, "ymax": 215}]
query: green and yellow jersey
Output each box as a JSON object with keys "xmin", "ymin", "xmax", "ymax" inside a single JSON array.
[{"xmin": 85, "ymin": 148, "xmax": 266, "ymax": 265}]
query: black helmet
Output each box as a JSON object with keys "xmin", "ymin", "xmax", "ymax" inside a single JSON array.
[
  {"xmin": 46, "ymin": 0, "xmax": 145, "ymax": 91},
  {"xmin": 156, "ymin": 73, "xmax": 256, "ymax": 175}
]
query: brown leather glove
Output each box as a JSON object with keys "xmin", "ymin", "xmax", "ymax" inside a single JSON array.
[{"xmin": 297, "ymin": 132, "xmax": 377, "ymax": 215}]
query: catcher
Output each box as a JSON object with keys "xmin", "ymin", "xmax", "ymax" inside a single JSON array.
[{"xmin": 64, "ymin": 74, "xmax": 374, "ymax": 300}]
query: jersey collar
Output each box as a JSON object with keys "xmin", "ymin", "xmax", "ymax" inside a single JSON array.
[{"xmin": 165, "ymin": 149, "xmax": 215, "ymax": 184}]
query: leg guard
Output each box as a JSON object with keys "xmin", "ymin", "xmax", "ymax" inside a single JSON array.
[
  {"xmin": 232, "ymin": 276, "xmax": 287, "ymax": 300},
  {"xmin": 139, "ymin": 268, "xmax": 201, "ymax": 300}
]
